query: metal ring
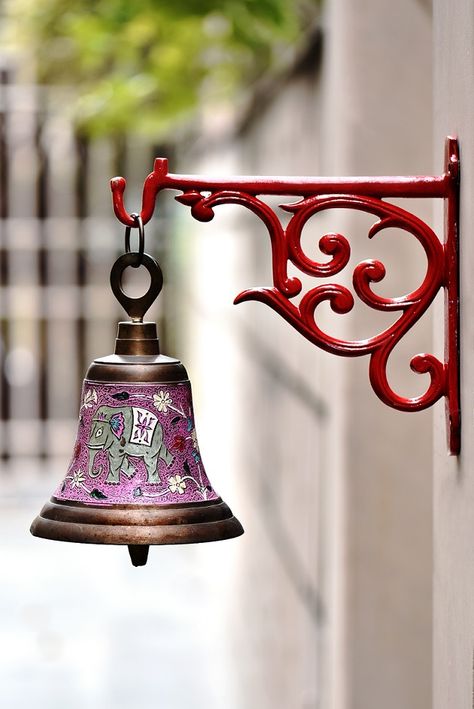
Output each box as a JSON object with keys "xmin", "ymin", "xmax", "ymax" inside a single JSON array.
[
  {"xmin": 125, "ymin": 213, "xmax": 145, "ymax": 267},
  {"xmin": 110, "ymin": 252, "xmax": 163, "ymax": 322}
]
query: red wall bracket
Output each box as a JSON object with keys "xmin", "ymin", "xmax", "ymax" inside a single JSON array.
[{"xmin": 111, "ymin": 137, "xmax": 460, "ymax": 454}]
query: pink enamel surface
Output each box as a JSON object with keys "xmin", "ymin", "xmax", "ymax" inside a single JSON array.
[{"xmin": 54, "ymin": 380, "xmax": 219, "ymax": 505}]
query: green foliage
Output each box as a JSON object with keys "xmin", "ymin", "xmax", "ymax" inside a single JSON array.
[{"xmin": 5, "ymin": 0, "xmax": 315, "ymax": 137}]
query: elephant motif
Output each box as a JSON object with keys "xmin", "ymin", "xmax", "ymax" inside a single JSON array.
[{"xmin": 87, "ymin": 404, "xmax": 173, "ymax": 484}]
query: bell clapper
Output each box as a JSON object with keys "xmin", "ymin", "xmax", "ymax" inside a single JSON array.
[{"xmin": 128, "ymin": 544, "xmax": 150, "ymax": 567}]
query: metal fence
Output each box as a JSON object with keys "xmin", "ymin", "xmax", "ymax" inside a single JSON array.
[{"xmin": 0, "ymin": 71, "xmax": 162, "ymax": 462}]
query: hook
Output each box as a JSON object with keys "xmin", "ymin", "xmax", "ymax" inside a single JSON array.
[{"xmin": 110, "ymin": 158, "xmax": 170, "ymax": 227}]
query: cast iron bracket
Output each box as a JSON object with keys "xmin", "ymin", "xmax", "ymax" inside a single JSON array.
[{"xmin": 110, "ymin": 137, "xmax": 460, "ymax": 454}]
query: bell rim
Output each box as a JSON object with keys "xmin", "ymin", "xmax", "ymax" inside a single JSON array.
[{"xmin": 30, "ymin": 496, "xmax": 244, "ymax": 546}]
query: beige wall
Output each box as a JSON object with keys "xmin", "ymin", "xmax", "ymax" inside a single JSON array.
[
  {"xmin": 176, "ymin": 0, "xmax": 434, "ymax": 707},
  {"xmin": 433, "ymin": 1, "xmax": 474, "ymax": 708},
  {"xmin": 322, "ymin": 1, "xmax": 433, "ymax": 708}
]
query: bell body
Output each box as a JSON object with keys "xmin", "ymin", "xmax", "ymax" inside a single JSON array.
[
  {"xmin": 56, "ymin": 377, "xmax": 217, "ymax": 508},
  {"xmin": 31, "ymin": 322, "xmax": 243, "ymax": 563}
]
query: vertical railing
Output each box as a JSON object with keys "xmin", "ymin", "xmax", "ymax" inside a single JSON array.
[{"xmin": 0, "ymin": 75, "xmax": 159, "ymax": 466}]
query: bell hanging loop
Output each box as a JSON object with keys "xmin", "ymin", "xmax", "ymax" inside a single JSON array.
[
  {"xmin": 110, "ymin": 252, "xmax": 163, "ymax": 323},
  {"xmin": 111, "ymin": 215, "xmax": 163, "ymax": 323}
]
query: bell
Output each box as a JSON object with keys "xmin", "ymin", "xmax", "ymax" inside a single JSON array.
[{"xmin": 30, "ymin": 247, "xmax": 243, "ymax": 566}]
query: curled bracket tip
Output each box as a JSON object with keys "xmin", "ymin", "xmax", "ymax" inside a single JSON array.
[
  {"xmin": 153, "ymin": 157, "xmax": 169, "ymax": 174},
  {"xmin": 111, "ymin": 175, "xmax": 126, "ymax": 191},
  {"xmin": 110, "ymin": 175, "xmax": 139, "ymax": 227}
]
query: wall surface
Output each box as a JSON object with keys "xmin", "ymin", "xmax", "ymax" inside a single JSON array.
[
  {"xmin": 176, "ymin": 1, "xmax": 434, "ymax": 707},
  {"xmin": 322, "ymin": 1, "xmax": 434, "ymax": 708},
  {"xmin": 433, "ymin": 1, "xmax": 474, "ymax": 708}
]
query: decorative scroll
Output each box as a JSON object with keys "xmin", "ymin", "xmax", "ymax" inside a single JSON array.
[{"xmin": 110, "ymin": 137, "xmax": 460, "ymax": 453}]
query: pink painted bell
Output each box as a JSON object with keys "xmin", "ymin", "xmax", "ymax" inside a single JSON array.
[{"xmin": 30, "ymin": 251, "xmax": 243, "ymax": 565}]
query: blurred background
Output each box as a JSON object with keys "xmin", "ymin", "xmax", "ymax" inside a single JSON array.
[{"xmin": 0, "ymin": 1, "xmax": 435, "ymax": 708}]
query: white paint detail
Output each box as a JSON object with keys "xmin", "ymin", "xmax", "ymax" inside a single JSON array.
[{"xmin": 130, "ymin": 407, "xmax": 158, "ymax": 447}]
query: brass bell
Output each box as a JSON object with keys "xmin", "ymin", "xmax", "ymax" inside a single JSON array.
[{"xmin": 30, "ymin": 244, "xmax": 243, "ymax": 566}]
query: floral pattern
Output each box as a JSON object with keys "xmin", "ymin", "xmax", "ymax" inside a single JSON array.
[
  {"xmin": 153, "ymin": 391, "xmax": 172, "ymax": 413},
  {"xmin": 168, "ymin": 475, "xmax": 187, "ymax": 494},
  {"xmin": 69, "ymin": 469, "xmax": 86, "ymax": 489},
  {"xmin": 82, "ymin": 388, "xmax": 98, "ymax": 409},
  {"xmin": 172, "ymin": 434, "xmax": 186, "ymax": 452}
]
